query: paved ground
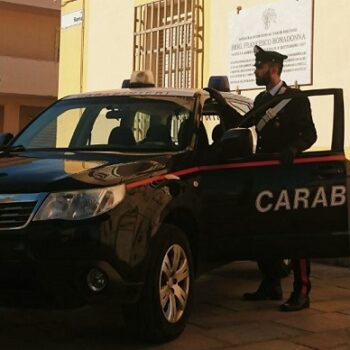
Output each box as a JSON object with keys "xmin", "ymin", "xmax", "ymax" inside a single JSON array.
[{"xmin": 2, "ymin": 261, "xmax": 350, "ymax": 349}]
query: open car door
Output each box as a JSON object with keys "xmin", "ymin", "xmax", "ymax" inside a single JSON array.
[
  {"xmin": 241, "ymin": 89, "xmax": 349, "ymax": 259},
  {"xmin": 198, "ymin": 88, "xmax": 349, "ymax": 262}
]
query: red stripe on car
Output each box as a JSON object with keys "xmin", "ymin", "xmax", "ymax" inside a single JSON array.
[{"xmin": 126, "ymin": 154, "xmax": 346, "ymax": 189}]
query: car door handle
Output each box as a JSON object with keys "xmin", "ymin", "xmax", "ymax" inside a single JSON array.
[{"xmin": 317, "ymin": 167, "xmax": 344, "ymax": 177}]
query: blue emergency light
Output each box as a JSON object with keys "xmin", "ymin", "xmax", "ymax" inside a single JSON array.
[
  {"xmin": 207, "ymin": 76, "xmax": 230, "ymax": 92},
  {"xmin": 121, "ymin": 79, "xmax": 130, "ymax": 88}
]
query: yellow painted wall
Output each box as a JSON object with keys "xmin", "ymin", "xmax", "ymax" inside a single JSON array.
[
  {"xmin": 312, "ymin": 0, "xmax": 350, "ymax": 156},
  {"xmin": 59, "ymin": 0, "xmax": 134, "ymax": 96},
  {"xmin": 58, "ymin": 0, "xmax": 85, "ymax": 97},
  {"xmin": 205, "ymin": 0, "xmax": 292, "ymax": 96},
  {"xmin": 58, "ymin": 0, "xmax": 350, "ymax": 154},
  {"xmin": 204, "ymin": 0, "xmax": 350, "ymax": 154},
  {"xmin": 84, "ymin": 0, "xmax": 134, "ymax": 91},
  {"xmin": 58, "ymin": 0, "xmax": 85, "ymax": 143},
  {"xmin": 58, "ymin": 0, "xmax": 134, "ymax": 146},
  {"xmin": 203, "ymin": 0, "xmax": 211, "ymax": 87}
]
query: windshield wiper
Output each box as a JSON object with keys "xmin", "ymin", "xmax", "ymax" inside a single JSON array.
[
  {"xmin": 0, "ymin": 145, "xmax": 26, "ymax": 153},
  {"xmin": 68, "ymin": 146, "xmax": 137, "ymax": 152}
]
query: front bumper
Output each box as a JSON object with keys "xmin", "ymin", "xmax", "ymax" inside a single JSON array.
[
  {"xmin": 0, "ymin": 215, "xmax": 145, "ymax": 308},
  {"xmin": 0, "ymin": 259, "xmax": 143, "ymax": 308}
]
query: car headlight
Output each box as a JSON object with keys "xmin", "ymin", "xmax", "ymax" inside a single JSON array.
[{"xmin": 33, "ymin": 184, "xmax": 126, "ymax": 221}]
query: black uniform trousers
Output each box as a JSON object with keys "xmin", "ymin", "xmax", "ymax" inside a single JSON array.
[
  {"xmin": 252, "ymin": 83, "xmax": 315, "ymax": 298},
  {"xmin": 258, "ymin": 258, "xmax": 311, "ymax": 296}
]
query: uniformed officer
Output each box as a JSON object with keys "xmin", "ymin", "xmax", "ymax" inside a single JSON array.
[{"xmin": 242, "ymin": 45, "xmax": 317, "ymax": 312}]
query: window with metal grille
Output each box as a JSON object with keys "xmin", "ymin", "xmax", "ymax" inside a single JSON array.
[{"xmin": 134, "ymin": 0, "xmax": 204, "ymax": 88}]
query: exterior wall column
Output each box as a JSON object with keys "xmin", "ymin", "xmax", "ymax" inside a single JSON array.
[
  {"xmin": 3, "ymin": 103, "xmax": 20, "ymax": 135},
  {"xmin": 58, "ymin": 0, "xmax": 85, "ymax": 97}
]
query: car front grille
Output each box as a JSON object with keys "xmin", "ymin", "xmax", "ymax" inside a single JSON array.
[
  {"xmin": 0, "ymin": 201, "xmax": 37, "ymax": 229},
  {"xmin": 0, "ymin": 193, "xmax": 46, "ymax": 230}
]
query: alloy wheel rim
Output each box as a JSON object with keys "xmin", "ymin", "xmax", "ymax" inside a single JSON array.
[{"xmin": 159, "ymin": 243, "xmax": 190, "ymax": 323}]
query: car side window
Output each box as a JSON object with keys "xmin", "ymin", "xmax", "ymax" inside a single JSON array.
[
  {"xmin": 170, "ymin": 113, "xmax": 191, "ymax": 147},
  {"xmin": 133, "ymin": 112, "xmax": 151, "ymax": 142},
  {"xmin": 90, "ymin": 108, "xmax": 121, "ymax": 144},
  {"xmin": 26, "ymin": 107, "xmax": 86, "ymax": 148},
  {"xmin": 202, "ymin": 115, "xmax": 221, "ymax": 145}
]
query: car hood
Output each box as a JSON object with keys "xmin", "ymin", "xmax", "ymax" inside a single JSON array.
[{"xmin": 0, "ymin": 151, "xmax": 170, "ymax": 193}]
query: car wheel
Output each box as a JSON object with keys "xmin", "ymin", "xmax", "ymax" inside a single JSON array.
[{"xmin": 122, "ymin": 224, "xmax": 194, "ymax": 343}]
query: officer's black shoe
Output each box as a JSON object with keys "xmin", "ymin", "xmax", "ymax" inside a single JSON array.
[
  {"xmin": 243, "ymin": 285, "xmax": 283, "ymax": 301},
  {"xmin": 280, "ymin": 293, "xmax": 310, "ymax": 312}
]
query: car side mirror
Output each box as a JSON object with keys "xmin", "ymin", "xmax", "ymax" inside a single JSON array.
[
  {"xmin": 0, "ymin": 132, "xmax": 13, "ymax": 147},
  {"xmin": 219, "ymin": 128, "xmax": 253, "ymax": 159}
]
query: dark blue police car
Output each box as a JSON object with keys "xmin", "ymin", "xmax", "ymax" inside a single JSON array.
[{"xmin": 0, "ymin": 71, "xmax": 348, "ymax": 342}]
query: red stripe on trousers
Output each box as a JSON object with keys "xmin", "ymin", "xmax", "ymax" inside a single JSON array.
[{"xmin": 300, "ymin": 258, "xmax": 309, "ymax": 296}]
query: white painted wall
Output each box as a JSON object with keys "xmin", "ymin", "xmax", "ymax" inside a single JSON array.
[{"xmin": 60, "ymin": 0, "xmax": 350, "ymax": 152}]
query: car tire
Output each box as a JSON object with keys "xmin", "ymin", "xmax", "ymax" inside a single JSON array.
[{"xmin": 122, "ymin": 224, "xmax": 194, "ymax": 343}]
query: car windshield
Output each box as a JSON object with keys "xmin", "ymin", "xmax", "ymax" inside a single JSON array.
[{"xmin": 13, "ymin": 95, "xmax": 195, "ymax": 152}]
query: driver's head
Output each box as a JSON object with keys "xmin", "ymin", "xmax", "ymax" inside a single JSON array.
[{"xmin": 253, "ymin": 45, "xmax": 287, "ymax": 86}]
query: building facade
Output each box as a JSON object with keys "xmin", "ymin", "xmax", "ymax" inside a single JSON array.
[
  {"xmin": 58, "ymin": 0, "xmax": 350, "ymax": 153},
  {"xmin": 0, "ymin": 0, "xmax": 60, "ymax": 135}
]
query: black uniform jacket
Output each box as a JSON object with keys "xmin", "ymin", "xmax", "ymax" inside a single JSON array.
[{"xmin": 250, "ymin": 82, "xmax": 317, "ymax": 154}]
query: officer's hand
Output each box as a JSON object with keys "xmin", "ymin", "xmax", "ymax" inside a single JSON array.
[
  {"xmin": 203, "ymin": 87, "xmax": 226, "ymax": 105},
  {"xmin": 280, "ymin": 147, "xmax": 297, "ymax": 165}
]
